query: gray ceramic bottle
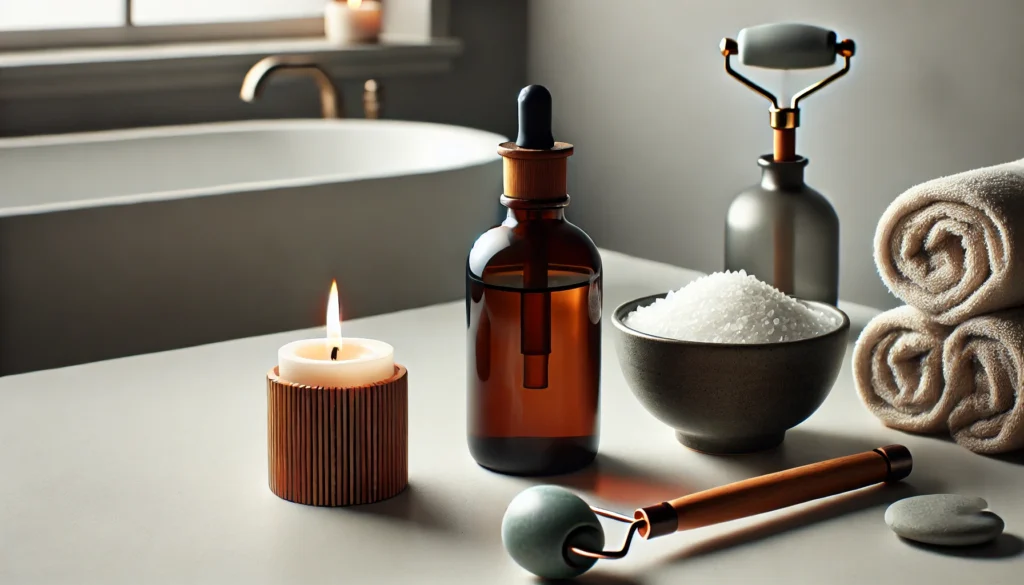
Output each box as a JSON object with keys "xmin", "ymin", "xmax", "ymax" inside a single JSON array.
[{"xmin": 725, "ymin": 155, "xmax": 839, "ymax": 305}]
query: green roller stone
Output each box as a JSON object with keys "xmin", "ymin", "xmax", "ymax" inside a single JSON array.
[{"xmin": 501, "ymin": 485, "xmax": 605, "ymax": 579}]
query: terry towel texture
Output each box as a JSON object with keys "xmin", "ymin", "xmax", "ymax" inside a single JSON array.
[
  {"xmin": 943, "ymin": 309, "xmax": 1024, "ymax": 454},
  {"xmin": 874, "ymin": 158, "xmax": 1024, "ymax": 325},
  {"xmin": 853, "ymin": 306, "xmax": 955, "ymax": 434},
  {"xmin": 855, "ymin": 307, "xmax": 1024, "ymax": 453}
]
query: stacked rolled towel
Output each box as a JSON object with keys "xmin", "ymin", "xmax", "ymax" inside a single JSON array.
[
  {"xmin": 943, "ymin": 309, "xmax": 1024, "ymax": 454},
  {"xmin": 856, "ymin": 158, "xmax": 1024, "ymax": 454},
  {"xmin": 853, "ymin": 306, "xmax": 955, "ymax": 434},
  {"xmin": 874, "ymin": 158, "xmax": 1024, "ymax": 325}
]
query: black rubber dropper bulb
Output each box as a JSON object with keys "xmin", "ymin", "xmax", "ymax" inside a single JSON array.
[
  {"xmin": 515, "ymin": 85, "xmax": 555, "ymax": 149},
  {"xmin": 512, "ymin": 85, "xmax": 556, "ymax": 389}
]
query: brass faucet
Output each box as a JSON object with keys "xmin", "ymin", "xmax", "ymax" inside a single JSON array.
[{"xmin": 240, "ymin": 55, "xmax": 342, "ymax": 119}]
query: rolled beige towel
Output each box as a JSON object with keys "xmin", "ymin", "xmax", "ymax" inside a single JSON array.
[
  {"xmin": 853, "ymin": 305, "xmax": 956, "ymax": 433},
  {"xmin": 874, "ymin": 158, "xmax": 1024, "ymax": 325},
  {"xmin": 943, "ymin": 309, "xmax": 1024, "ymax": 454}
]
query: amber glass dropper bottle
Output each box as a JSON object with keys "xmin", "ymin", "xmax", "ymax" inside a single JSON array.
[{"xmin": 466, "ymin": 85, "xmax": 602, "ymax": 476}]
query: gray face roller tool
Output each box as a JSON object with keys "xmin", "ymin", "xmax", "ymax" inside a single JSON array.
[
  {"xmin": 501, "ymin": 445, "xmax": 911, "ymax": 579},
  {"xmin": 720, "ymin": 23, "xmax": 855, "ymax": 305},
  {"xmin": 736, "ymin": 23, "xmax": 840, "ymax": 70}
]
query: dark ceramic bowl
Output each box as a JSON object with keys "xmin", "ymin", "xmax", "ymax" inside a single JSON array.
[{"xmin": 612, "ymin": 293, "xmax": 850, "ymax": 454}]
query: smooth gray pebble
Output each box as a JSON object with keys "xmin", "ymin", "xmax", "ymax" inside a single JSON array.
[{"xmin": 885, "ymin": 494, "xmax": 1004, "ymax": 547}]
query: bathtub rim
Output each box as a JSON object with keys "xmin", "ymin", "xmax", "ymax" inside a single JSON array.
[{"xmin": 0, "ymin": 119, "xmax": 506, "ymax": 218}]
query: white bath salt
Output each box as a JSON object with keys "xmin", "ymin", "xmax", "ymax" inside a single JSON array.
[{"xmin": 624, "ymin": 270, "xmax": 841, "ymax": 344}]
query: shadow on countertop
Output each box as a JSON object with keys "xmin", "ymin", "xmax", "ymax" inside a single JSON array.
[
  {"xmin": 713, "ymin": 427, "xmax": 885, "ymax": 471},
  {"xmin": 707, "ymin": 428, "xmax": 928, "ymax": 474},
  {"xmin": 539, "ymin": 573, "xmax": 644, "ymax": 585},
  {"xmin": 985, "ymin": 449, "xmax": 1024, "ymax": 466},
  {"xmin": 900, "ymin": 534, "xmax": 1024, "ymax": 559},
  {"xmin": 336, "ymin": 484, "xmax": 457, "ymax": 534},
  {"xmin": 543, "ymin": 451, "xmax": 697, "ymax": 509},
  {"xmin": 915, "ymin": 432, "xmax": 1024, "ymax": 467}
]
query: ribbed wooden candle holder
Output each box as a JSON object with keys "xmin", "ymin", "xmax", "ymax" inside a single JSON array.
[{"xmin": 266, "ymin": 365, "xmax": 408, "ymax": 507}]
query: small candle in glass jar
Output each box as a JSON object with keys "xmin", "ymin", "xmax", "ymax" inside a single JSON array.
[{"xmin": 324, "ymin": 0, "xmax": 382, "ymax": 44}]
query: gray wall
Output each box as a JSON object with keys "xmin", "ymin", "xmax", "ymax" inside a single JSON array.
[{"xmin": 529, "ymin": 0, "xmax": 1024, "ymax": 310}]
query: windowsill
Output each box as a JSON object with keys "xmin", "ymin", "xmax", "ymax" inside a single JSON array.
[{"xmin": 0, "ymin": 35, "xmax": 463, "ymax": 99}]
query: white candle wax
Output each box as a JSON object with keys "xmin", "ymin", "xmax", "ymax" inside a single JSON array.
[
  {"xmin": 278, "ymin": 337, "xmax": 394, "ymax": 388},
  {"xmin": 277, "ymin": 279, "xmax": 394, "ymax": 387},
  {"xmin": 325, "ymin": 0, "xmax": 382, "ymax": 44}
]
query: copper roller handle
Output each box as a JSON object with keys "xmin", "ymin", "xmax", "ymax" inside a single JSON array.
[{"xmin": 636, "ymin": 445, "xmax": 912, "ymax": 539}]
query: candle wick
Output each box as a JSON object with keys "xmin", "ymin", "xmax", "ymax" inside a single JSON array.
[{"xmin": 331, "ymin": 346, "xmax": 339, "ymax": 361}]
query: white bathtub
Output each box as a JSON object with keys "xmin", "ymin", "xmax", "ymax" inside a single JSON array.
[{"xmin": 0, "ymin": 120, "xmax": 505, "ymax": 374}]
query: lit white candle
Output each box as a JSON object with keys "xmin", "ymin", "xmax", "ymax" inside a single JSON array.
[
  {"xmin": 278, "ymin": 280, "xmax": 394, "ymax": 387},
  {"xmin": 324, "ymin": 0, "xmax": 382, "ymax": 45}
]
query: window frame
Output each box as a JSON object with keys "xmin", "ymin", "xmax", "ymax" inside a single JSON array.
[
  {"xmin": 0, "ymin": 0, "xmax": 450, "ymax": 52},
  {"xmin": 0, "ymin": 0, "xmax": 457, "ymax": 101},
  {"xmin": 0, "ymin": 18, "xmax": 331, "ymax": 52},
  {"xmin": 0, "ymin": 18, "xmax": 327, "ymax": 52}
]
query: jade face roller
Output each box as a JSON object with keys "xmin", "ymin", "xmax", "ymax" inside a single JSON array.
[{"xmin": 501, "ymin": 445, "xmax": 912, "ymax": 579}]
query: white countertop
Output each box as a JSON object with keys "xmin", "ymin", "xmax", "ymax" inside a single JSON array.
[{"xmin": 1, "ymin": 250, "xmax": 1021, "ymax": 584}]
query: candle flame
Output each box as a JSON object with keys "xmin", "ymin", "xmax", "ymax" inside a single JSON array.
[
  {"xmin": 326, "ymin": 279, "xmax": 342, "ymax": 351},
  {"xmin": 348, "ymin": 0, "xmax": 362, "ymax": 8}
]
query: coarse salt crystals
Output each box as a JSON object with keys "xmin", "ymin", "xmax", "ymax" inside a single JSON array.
[{"xmin": 624, "ymin": 270, "xmax": 840, "ymax": 344}]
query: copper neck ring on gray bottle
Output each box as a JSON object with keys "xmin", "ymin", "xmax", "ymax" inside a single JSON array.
[{"xmin": 758, "ymin": 155, "xmax": 808, "ymax": 191}]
